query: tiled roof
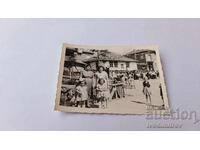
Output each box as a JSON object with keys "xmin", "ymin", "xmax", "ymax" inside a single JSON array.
[
  {"xmin": 84, "ymin": 51, "xmax": 137, "ymax": 62},
  {"xmin": 125, "ymin": 49, "xmax": 156, "ymax": 55}
]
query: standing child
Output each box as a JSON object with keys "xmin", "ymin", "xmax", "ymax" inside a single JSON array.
[
  {"xmin": 129, "ymin": 75, "xmax": 135, "ymax": 89},
  {"xmin": 96, "ymin": 78, "xmax": 110, "ymax": 108},
  {"xmin": 143, "ymin": 77, "xmax": 152, "ymax": 108},
  {"xmin": 75, "ymin": 78, "xmax": 89, "ymax": 108},
  {"xmin": 66, "ymin": 89, "xmax": 76, "ymax": 106}
]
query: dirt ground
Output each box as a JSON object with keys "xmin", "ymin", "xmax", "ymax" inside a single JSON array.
[{"xmin": 105, "ymin": 79, "xmax": 165, "ymax": 112}]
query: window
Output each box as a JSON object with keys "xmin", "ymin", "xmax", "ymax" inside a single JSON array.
[
  {"xmin": 110, "ymin": 61, "xmax": 113, "ymax": 67},
  {"xmin": 126, "ymin": 62, "xmax": 130, "ymax": 68},
  {"xmin": 114, "ymin": 62, "xmax": 118, "ymax": 67},
  {"xmin": 121, "ymin": 64, "xmax": 124, "ymax": 69},
  {"xmin": 140, "ymin": 54, "xmax": 145, "ymax": 59}
]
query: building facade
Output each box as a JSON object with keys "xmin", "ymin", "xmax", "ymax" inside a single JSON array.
[
  {"xmin": 109, "ymin": 61, "xmax": 137, "ymax": 71},
  {"xmin": 84, "ymin": 50, "xmax": 138, "ymax": 73},
  {"xmin": 124, "ymin": 49, "xmax": 158, "ymax": 72}
]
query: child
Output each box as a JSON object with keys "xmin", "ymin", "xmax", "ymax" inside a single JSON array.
[
  {"xmin": 143, "ymin": 77, "xmax": 152, "ymax": 109},
  {"xmin": 96, "ymin": 78, "xmax": 109, "ymax": 108},
  {"xmin": 65, "ymin": 89, "xmax": 76, "ymax": 106},
  {"xmin": 75, "ymin": 78, "xmax": 89, "ymax": 108},
  {"xmin": 129, "ymin": 76, "xmax": 135, "ymax": 89},
  {"xmin": 60, "ymin": 87, "xmax": 68, "ymax": 105}
]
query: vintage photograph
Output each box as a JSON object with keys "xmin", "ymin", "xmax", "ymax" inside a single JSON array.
[{"xmin": 55, "ymin": 44, "xmax": 169, "ymax": 114}]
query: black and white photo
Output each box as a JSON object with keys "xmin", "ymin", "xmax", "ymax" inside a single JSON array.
[{"xmin": 55, "ymin": 44, "xmax": 169, "ymax": 114}]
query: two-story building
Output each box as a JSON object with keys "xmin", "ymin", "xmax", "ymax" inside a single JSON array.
[
  {"xmin": 84, "ymin": 50, "xmax": 138, "ymax": 73},
  {"xmin": 124, "ymin": 49, "xmax": 158, "ymax": 72}
]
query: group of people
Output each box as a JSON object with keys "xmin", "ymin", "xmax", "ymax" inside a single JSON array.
[
  {"xmin": 110, "ymin": 71, "xmax": 135, "ymax": 89},
  {"xmin": 61, "ymin": 64, "xmax": 110, "ymax": 108},
  {"xmin": 61, "ymin": 64, "xmax": 163, "ymax": 109}
]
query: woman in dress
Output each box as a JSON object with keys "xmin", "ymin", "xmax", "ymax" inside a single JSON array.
[
  {"xmin": 81, "ymin": 64, "xmax": 94, "ymax": 100},
  {"xmin": 93, "ymin": 64, "xmax": 110, "ymax": 100},
  {"xmin": 94, "ymin": 65, "xmax": 109, "ymax": 89}
]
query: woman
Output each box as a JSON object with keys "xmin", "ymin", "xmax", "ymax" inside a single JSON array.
[
  {"xmin": 93, "ymin": 64, "xmax": 109, "ymax": 99},
  {"xmin": 81, "ymin": 64, "xmax": 94, "ymax": 99},
  {"xmin": 94, "ymin": 65, "xmax": 109, "ymax": 88}
]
